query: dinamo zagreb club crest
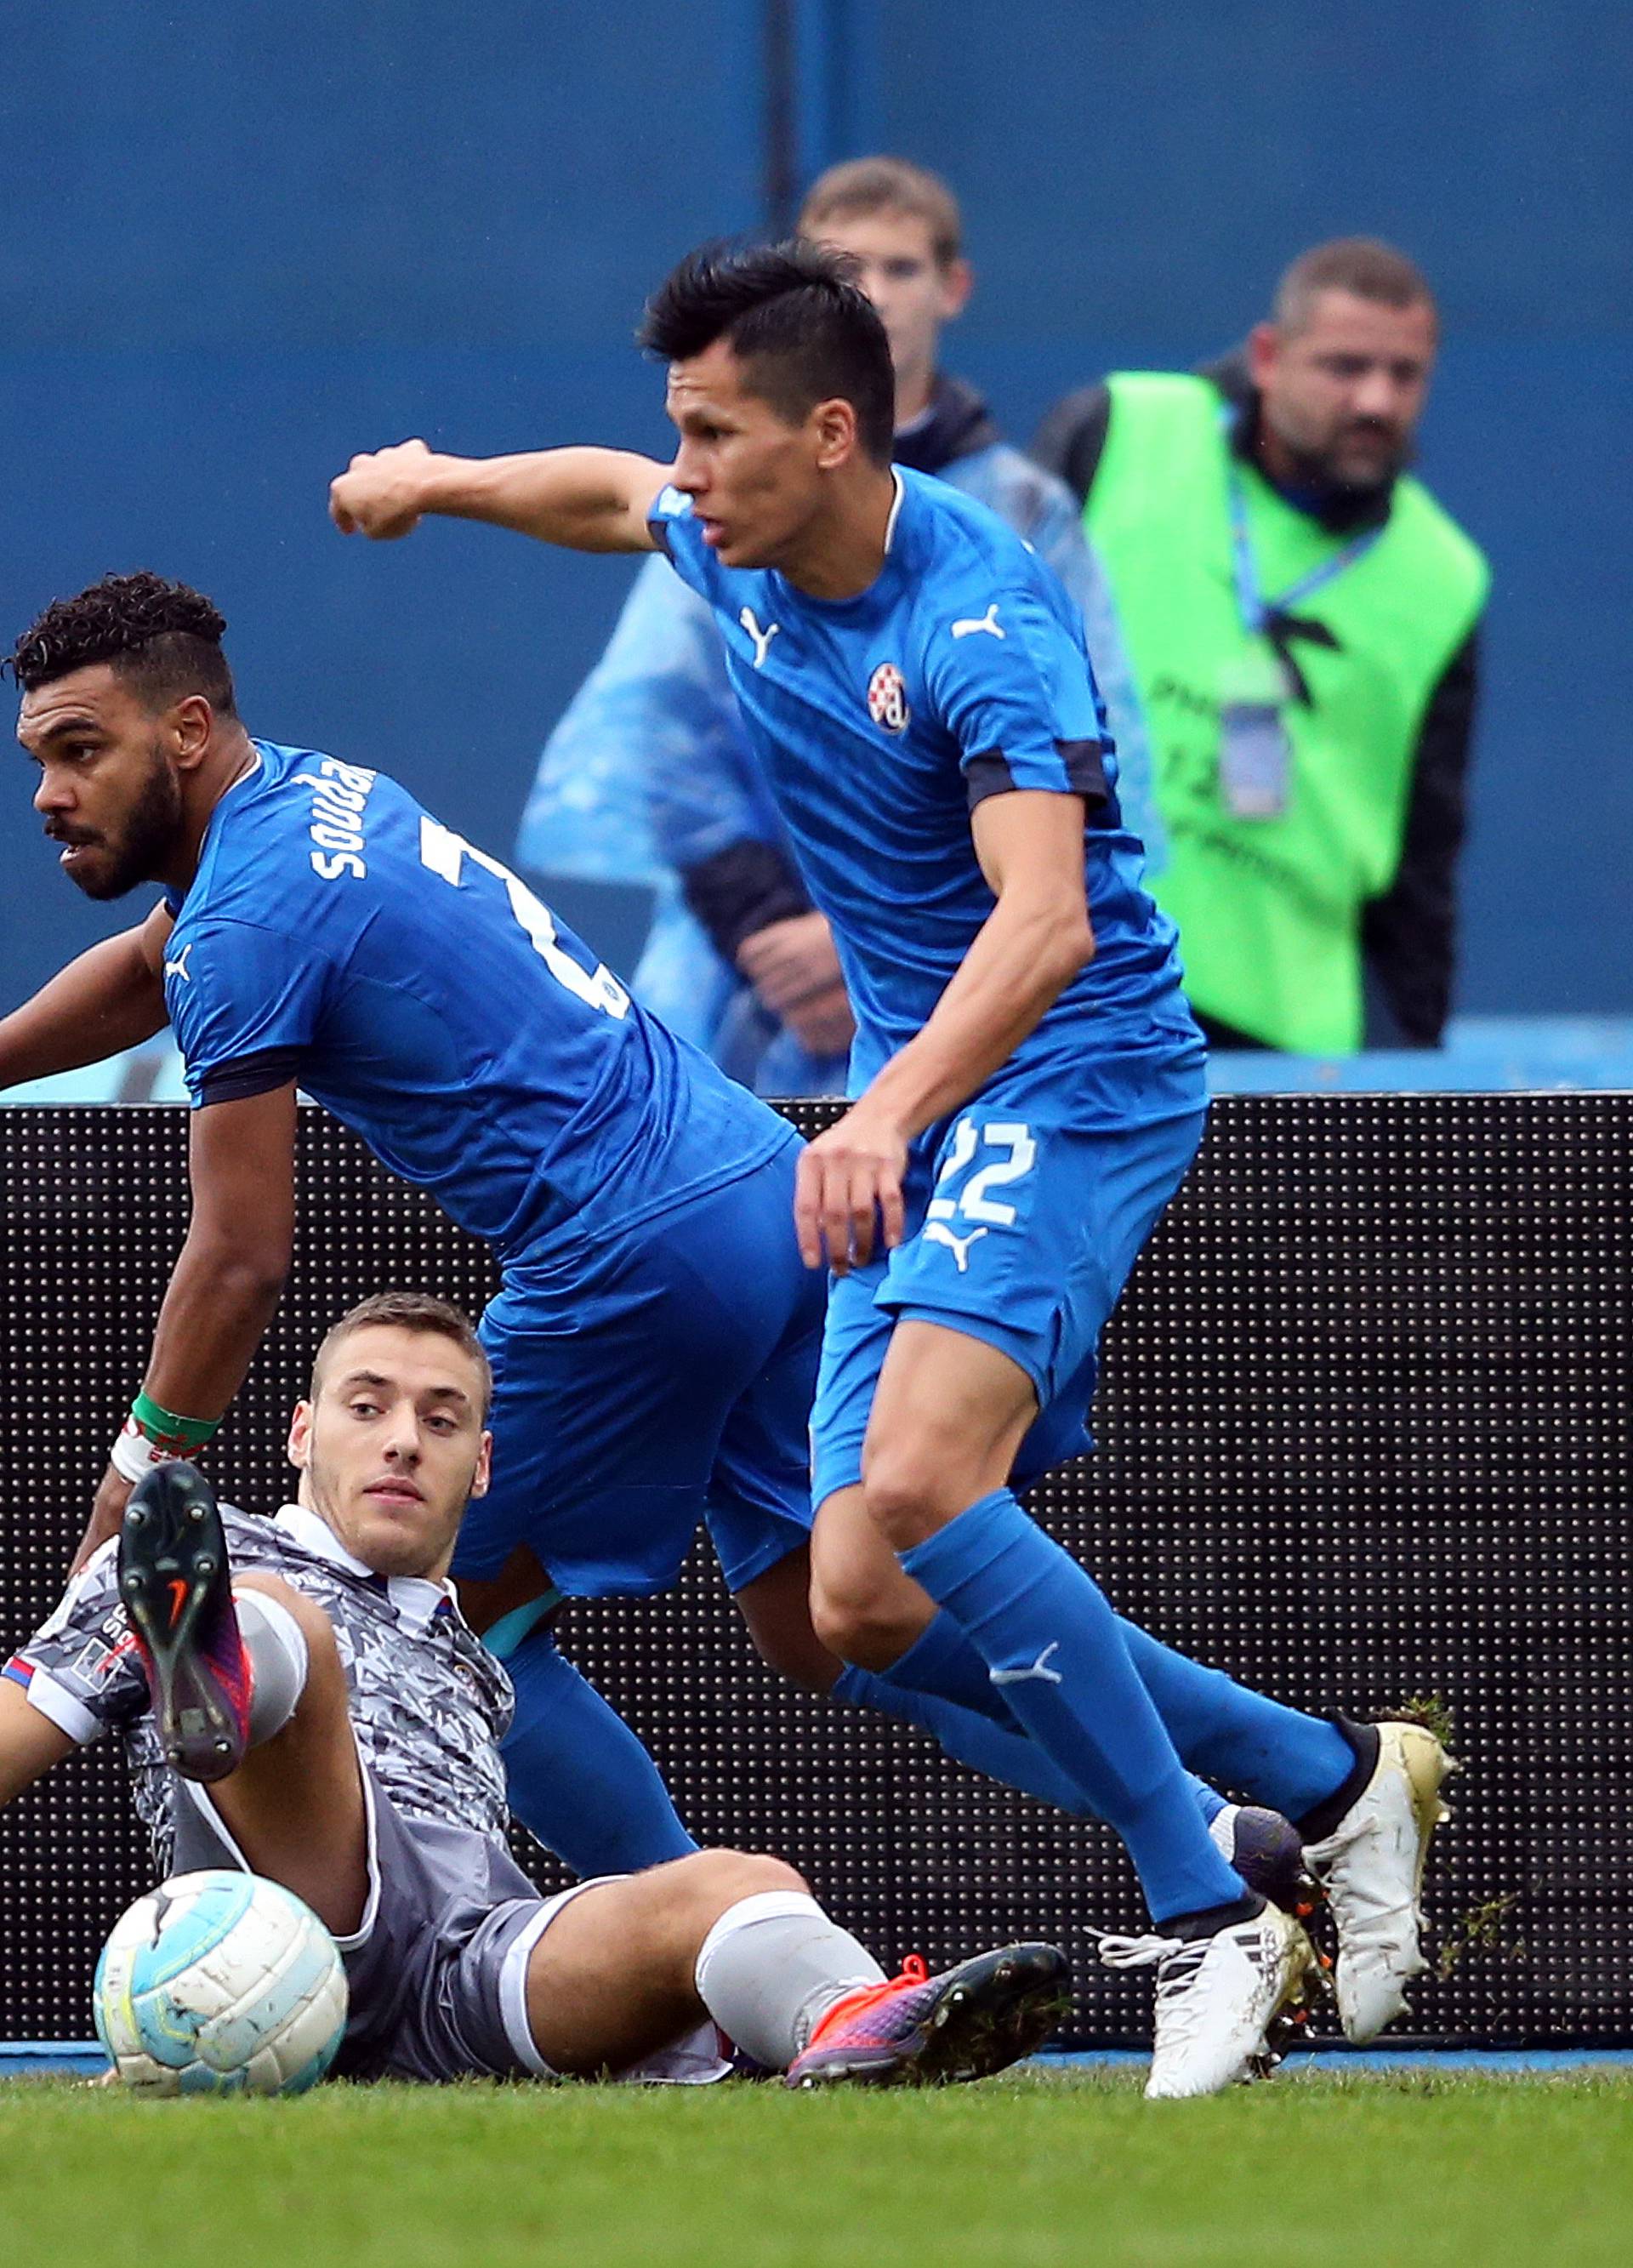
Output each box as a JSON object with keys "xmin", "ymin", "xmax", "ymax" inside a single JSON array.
[{"xmin": 866, "ymin": 662, "xmax": 909, "ymax": 733}]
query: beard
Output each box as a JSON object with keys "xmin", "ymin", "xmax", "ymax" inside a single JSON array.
[
  {"xmin": 1277, "ymin": 417, "xmax": 1412, "ymax": 500},
  {"xmin": 59, "ymin": 753, "xmax": 184, "ymax": 900}
]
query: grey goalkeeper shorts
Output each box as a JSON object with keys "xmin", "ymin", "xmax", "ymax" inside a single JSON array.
[{"xmin": 170, "ymin": 1754, "xmax": 726, "ymax": 2086}]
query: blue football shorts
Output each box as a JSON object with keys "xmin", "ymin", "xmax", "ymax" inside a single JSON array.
[
  {"xmin": 452, "ymin": 1133, "xmax": 823, "ymax": 1598},
  {"xmin": 810, "ymin": 1099, "xmax": 1209, "ymax": 1511}
]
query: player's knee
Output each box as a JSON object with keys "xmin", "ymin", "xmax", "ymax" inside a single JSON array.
[
  {"xmin": 685, "ymin": 1848, "xmax": 809, "ymax": 1914},
  {"xmin": 734, "ymin": 1559, "xmax": 839, "ymax": 1693},
  {"xmin": 232, "ymin": 1575, "xmax": 339, "ymax": 1686},
  {"xmin": 807, "ymin": 1579, "xmax": 861, "ymax": 1661},
  {"xmin": 747, "ymin": 1621, "xmax": 837, "ymax": 1693},
  {"xmin": 859, "ymin": 1442, "xmax": 966, "ymax": 1550},
  {"xmin": 809, "ymin": 1569, "xmax": 924, "ymax": 1671},
  {"xmin": 234, "ymin": 1572, "xmax": 327, "ymax": 1647}
]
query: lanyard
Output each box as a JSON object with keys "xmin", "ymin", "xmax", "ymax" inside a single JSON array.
[{"xmin": 1225, "ymin": 456, "xmax": 1383, "ymax": 635}]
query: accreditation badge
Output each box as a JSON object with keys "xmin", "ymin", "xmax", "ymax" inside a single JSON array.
[{"xmin": 1216, "ymin": 647, "xmax": 1294, "ymax": 821}]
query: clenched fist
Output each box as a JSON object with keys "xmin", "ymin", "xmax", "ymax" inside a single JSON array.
[{"xmin": 330, "ymin": 438, "xmax": 435, "ymax": 540}]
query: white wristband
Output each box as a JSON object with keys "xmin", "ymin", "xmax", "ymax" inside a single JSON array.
[{"xmin": 109, "ymin": 1419, "xmax": 179, "ymax": 1486}]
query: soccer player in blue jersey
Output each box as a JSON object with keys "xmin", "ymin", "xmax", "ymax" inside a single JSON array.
[
  {"xmin": 330, "ymin": 240, "xmax": 1454, "ymax": 2097},
  {"xmin": 3, "ymin": 573, "xmax": 1300, "ymax": 1952},
  {"xmin": 1, "ymin": 571, "xmax": 839, "ymax": 1883}
]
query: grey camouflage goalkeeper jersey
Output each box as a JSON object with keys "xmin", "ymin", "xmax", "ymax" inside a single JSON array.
[{"xmin": 4, "ymin": 1502, "xmax": 515, "ymax": 1869}]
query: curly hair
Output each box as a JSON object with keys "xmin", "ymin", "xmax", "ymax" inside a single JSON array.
[
  {"xmin": 6, "ymin": 571, "xmax": 236, "ymax": 715},
  {"xmin": 639, "ymin": 238, "xmax": 895, "ymax": 466}
]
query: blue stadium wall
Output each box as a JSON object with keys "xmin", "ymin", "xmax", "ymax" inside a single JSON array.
[{"xmin": 1, "ymin": 3, "xmax": 1628, "ymax": 1017}]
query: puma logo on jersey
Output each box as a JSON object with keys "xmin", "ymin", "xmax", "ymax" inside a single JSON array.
[
  {"xmin": 740, "ymin": 607, "xmax": 781, "ymax": 670},
  {"xmin": 923, "ymin": 1221, "xmax": 987, "ymax": 1272},
  {"xmin": 162, "ymin": 945, "xmax": 193, "ymax": 983},
  {"xmin": 990, "ymin": 1641, "xmax": 1062, "ymax": 1688},
  {"xmin": 951, "ymin": 602, "xmax": 1004, "ymax": 641}
]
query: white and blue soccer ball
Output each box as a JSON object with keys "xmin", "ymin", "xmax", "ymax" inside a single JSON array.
[{"xmin": 94, "ymin": 1869, "xmax": 349, "ymax": 2095}]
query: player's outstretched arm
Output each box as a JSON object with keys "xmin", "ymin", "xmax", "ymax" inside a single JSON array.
[
  {"xmin": 794, "ymin": 792, "xmax": 1093, "ymax": 1274},
  {"xmin": 328, "ymin": 436, "xmax": 669, "ymax": 554},
  {"xmin": 75, "ymin": 1081, "xmax": 299, "ymax": 1569},
  {"xmin": 0, "ymin": 903, "xmax": 172, "ymax": 1090}
]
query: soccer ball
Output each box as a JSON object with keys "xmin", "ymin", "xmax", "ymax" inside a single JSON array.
[{"xmin": 94, "ymin": 1869, "xmax": 349, "ymax": 2095}]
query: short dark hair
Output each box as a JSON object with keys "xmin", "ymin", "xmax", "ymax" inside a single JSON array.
[
  {"xmin": 639, "ymin": 239, "xmax": 896, "ymax": 466},
  {"xmin": 310, "ymin": 1291, "xmax": 492, "ymax": 1418},
  {"xmin": 1273, "ymin": 237, "xmax": 1437, "ymax": 336},
  {"xmin": 6, "ymin": 571, "xmax": 237, "ymax": 715},
  {"xmin": 799, "ymin": 156, "xmax": 963, "ymax": 268}
]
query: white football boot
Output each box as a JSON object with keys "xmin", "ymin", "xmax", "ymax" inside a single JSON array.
[
  {"xmin": 1303, "ymin": 1720, "xmax": 1455, "ymax": 2043},
  {"xmin": 1097, "ymin": 1902, "xmax": 1317, "ymax": 2100}
]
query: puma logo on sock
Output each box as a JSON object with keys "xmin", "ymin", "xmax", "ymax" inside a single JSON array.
[{"xmin": 990, "ymin": 1641, "xmax": 1062, "ymax": 1687}]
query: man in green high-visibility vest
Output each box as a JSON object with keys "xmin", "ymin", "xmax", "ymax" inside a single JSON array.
[{"xmin": 1035, "ymin": 238, "xmax": 1487, "ymax": 1057}]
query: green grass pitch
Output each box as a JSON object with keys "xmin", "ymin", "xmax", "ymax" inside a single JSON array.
[{"xmin": 5, "ymin": 2066, "xmax": 1631, "ymax": 2267}]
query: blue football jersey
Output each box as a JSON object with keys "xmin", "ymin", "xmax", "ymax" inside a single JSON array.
[
  {"xmin": 650, "ymin": 469, "xmax": 1203, "ymax": 1129},
  {"xmin": 160, "ymin": 742, "xmax": 790, "ymax": 1260}
]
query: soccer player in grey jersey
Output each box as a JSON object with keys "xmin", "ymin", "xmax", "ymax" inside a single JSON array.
[{"xmin": 0, "ymin": 1291, "xmax": 1067, "ymax": 2087}]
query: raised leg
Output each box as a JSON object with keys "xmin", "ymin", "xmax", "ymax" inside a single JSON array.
[{"xmin": 202, "ymin": 1574, "xmax": 370, "ymax": 1938}]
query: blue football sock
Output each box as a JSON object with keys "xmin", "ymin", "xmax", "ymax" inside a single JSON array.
[
  {"xmin": 1188, "ymin": 1776, "xmax": 1228, "ymax": 1827},
  {"xmin": 900, "ymin": 1490, "xmax": 1244, "ymax": 1923},
  {"xmin": 496, "ymin": 1628, "xmax": 698, "ymax": 1877},
  {"xmin": 868, "ymin": 1573, "xmax": 1334, "ymax": 1830},
  {"xmin": 834, "ymin": 1658, "xmax": 1087, "ymax": 1809},
  {"xmin": 838, "ymin": 1612, "xmax": 1228, "ymax": 1827},
  {"xmin": 1113, "ymin": 1617, "xmax": 1354, "ymax": 1821},
  {"xmin": 879, "ymin": 1607, "xmax": 1017, "ymax": 1724}
]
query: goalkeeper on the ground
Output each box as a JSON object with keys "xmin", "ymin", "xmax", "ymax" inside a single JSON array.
[{"xmin": 0, "ymin": 1291, "xmax": 1067, "ymax": 2088}]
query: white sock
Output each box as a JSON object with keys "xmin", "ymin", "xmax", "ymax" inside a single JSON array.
[
  {"xmin": 693, "ymin": 1890, "xmax": 885, "ymax": 2070},
  {"xmin": 232, "ymin": 1587, "xmax": 309, "ymax": 1746}
]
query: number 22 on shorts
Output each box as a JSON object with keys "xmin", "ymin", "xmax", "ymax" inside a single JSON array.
[{"xmin": 927, "ymin": 1120, "xmax": 1037, "ymax": 1229}]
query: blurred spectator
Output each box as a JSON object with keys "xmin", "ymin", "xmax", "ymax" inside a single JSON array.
[
  {"xmin": 516, "ymin": 157, "xmax": 1154, "ymax": 1095},
  {"xmin": 1036, "ymin": 239, "xmax": 1488, "ymax": 1054}
]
